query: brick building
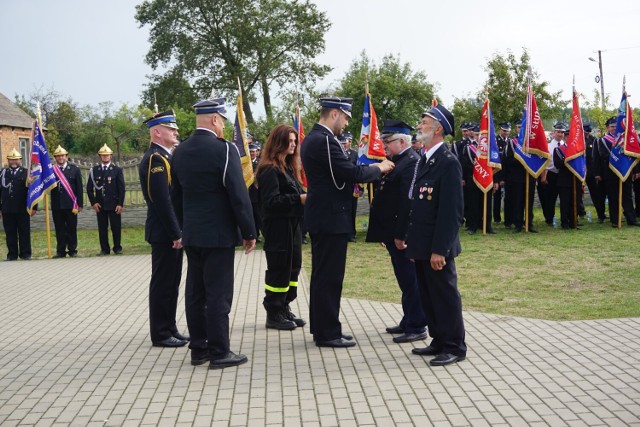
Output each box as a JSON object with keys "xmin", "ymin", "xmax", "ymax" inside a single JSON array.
[{"xmin": 0, "ymin": 91, "xmax": 35, "ymax": 166}]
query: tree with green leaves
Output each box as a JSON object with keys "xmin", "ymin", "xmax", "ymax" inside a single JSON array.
[
  {"xmin": 140, "ymin": 69, "xmax": 199, "ymax": 112},
  {"xmin": 334, "ymin": 51, "xmax": 436, "ymax": 140},
  {"xmin": 483, "ymin": 49, "xmax": 563, "ymax": 127},
  {"xmin": 135, "ymin": 0, "xmax": 331, "ymax": 123}
]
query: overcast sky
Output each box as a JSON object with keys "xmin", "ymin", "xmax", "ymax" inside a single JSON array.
[{"xmin": 2, "ymin": 0, "xmax": 640, "ymax": 117}]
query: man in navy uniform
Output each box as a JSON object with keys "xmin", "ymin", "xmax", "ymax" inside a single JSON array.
[
  {"xmin": 399, "ymin": 104, "xmax": 467, "ymax": 366},
  {"xmin": 339, "ymin": 131, "xmax": 360, "ymax": 242},
  {"xmin": 86, "ymin": 144, "xmax": 126, "ymax": 255},
  {"xmin": 493, "ymin": 123, "xmax": 510, "ymax": 224},
  {"xmin": 171, "ymin": 97, "xmax": 256, "ymax": 369},
  {"xmin": 503, "ymin": 121, "xmax": 537, "ymax": 232},
  {"xmin": 594, "ymin": 116, "xmax": 640, "ymax": 227},
  {"xmin": 301, "ymin": 96, "xmax": 394, "ymax": 348},
  {"xmin": 1, "ymin": 149, "xmax": 35, "ymax": 260},
  {"xmin": 366, "ymin": 120, "xmax": 426, "ymax": 344},
  {"xmin": 51, "ymin": 145, "xmax": 83, "ymax": 258},
  {"xmin": 140, "ymin": 110, "xmax": 189, "ymax": 348},
  {"xmin": 583, "ymin": 124, "xmax": 606, "ymax": 222}
]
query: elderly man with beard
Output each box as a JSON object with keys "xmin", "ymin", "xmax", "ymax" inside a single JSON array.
[{"xmin": 397, "ymin": 104, "xmax": 467, "ymax": 366}]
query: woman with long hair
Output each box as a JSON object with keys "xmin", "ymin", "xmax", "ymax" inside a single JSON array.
[{"xmin": 256, "ymin": 124, "xmax": 306, "ymax": 330}]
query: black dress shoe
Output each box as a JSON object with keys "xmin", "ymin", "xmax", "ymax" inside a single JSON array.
[
  {"xmin": 393, "ymin": 332, "xmax": 428, "ymax": 343},
  {"xmin": 174, "ymin": 332, "xmax": 190, "ymax": 341},
  {"xmin": 341, "ymin": 334, "xmax": 353, "ymax": 341},
  {"xmin": 53, "ymin": 254, "xmax": 66, "ymax": 259},
  {"xmin": 97, "ymin": 251, "xmax": 109, "ymax": 256},
  {"xmin": 348, "ymin": 237, "xmax": 356, "ymax": 242},
  {"xmin": 191, "ymin": 350, "xmax": 209, "ymax": 366},
  {"xmin": 430, "ymin": 353, "xmax": 466, "ymax": 366},
  {"xmin": 20, "ymin": 256, "xmax": 31, "ymax": 260},
  {"xmin": 385, "ymin": 325, "xmax": 405, "ymax": 334},
  {"xmin": 114, "ymin": 249, "xmax": 123, "ymax": 255},
  {"xmin": 316, "ymin": 337, "xmax": 356, "ymax": 348},
  {"xmin": 69, "ymin": 252, "xmax": 78, "ymax": 258},
  {"xmin": 513, "ymin": 227, "xmax": 523, "ymax": 233},
  {"xmin": 411, "ymin": 345, "xmax": 441, "ymax": 356},
  {"xmin": 209, "ymin": 352, "xmax": 247, "ymax": 369},
  {"xmin": 6, "ymin": 257, "xmax": 18, "ymax": 261},
  {"xmin": 152, "ymin": 336, "xmax": 188, "ymax": 347},
  {"xmin": 527, "ymin": 228, "xmax": 538, "ymax": 233}
]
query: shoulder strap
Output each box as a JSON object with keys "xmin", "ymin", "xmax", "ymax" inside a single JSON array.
[{"xmin": 147, "ymin": 152, "xmax": 171, "ymax": 202}]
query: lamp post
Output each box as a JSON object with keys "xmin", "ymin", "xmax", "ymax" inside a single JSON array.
[{"xmin": 589, "ymin": 50, "xmax": 605, "ymax": 111}]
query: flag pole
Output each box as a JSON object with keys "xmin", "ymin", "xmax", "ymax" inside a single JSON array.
[
  {"xmin": 482, "ymin": 193, "xmax": 487, "ymax": 235},
  {"xmin": 36, "ymin": 102, "xmax": 53, "ymax": 258},
  {"xmin": 571, "ymin": 76, "xmax": 578, "ymax": 229},
  {"xmin": 524, "ymin": 69, "xmax": 533, "ymax": 233},
  {"xmin": 365, "ymin": 73, "xmax": 375, "ymax": 204}
]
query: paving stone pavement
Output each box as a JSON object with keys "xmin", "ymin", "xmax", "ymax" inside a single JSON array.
[{"xmin": 1, "ymin": 252, "xmax": 639, "ymax": 426}]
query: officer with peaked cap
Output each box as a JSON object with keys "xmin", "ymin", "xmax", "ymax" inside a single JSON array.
[
  {"xmin": 538, "ymin": 122, "xmax": 565, "ymax": 226},
  {"xmin": 339, "ymin": 130, "xmax": 360, "ymax": 242},
  {"xmin": 1, "ymin": 149, "xmax": 35, "ymax": 260},
  {"xmin": 583, "ymin": 123, "xmax": 606, "ymax": 222},
  {"xmin": 171, "ymin": 97, "xmax": 256, "ymax": 368},
  {"xmin": 503, "ymin": 118, "xmax": 536, "ymax": 232},
  {"xmin": 50, "ymin": 145, "xmax": 83, "ymax": 257},
  {"xmin": 86, "ymin": 143, "xmax": 126, "ymax": 255},
  {"xmin": 400, "ymin": 104, "xmax": 467, "ymax": 366},
  {"xmin": 139, "ymin": 110, "xmax": 189, "ymax": 348},
  {"xmin": 493, "ymin": 123, "xmax": 511, "ymax": 224},
  {"xmin": 366, "ymin": 119, "xmax": 427, "ymax": 344},
  {"xmin": 301, "ymin": 96, "xmax": 394, "ymax": 348},
  {"xmin": 594, "ymin": 116, "xmax": 640, "ymax": 226}
]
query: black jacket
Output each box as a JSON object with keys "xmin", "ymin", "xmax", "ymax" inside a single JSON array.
[
  {"xmin": 0, "ymin": 167, "xmax": 29, "ymax": 214},
  {"xmin": 301, "ymin": 123, "xmax": 381, "ymax": 234},
  {"xmin": 366, "ymin": 147, "xmax": 418, "ymax": 243},
  {"xmin": 171, "ymin": 128, "xmax": 256, "ymax": 247},
  {"xmin": 50, "ymin": 163, "xmax": 84, "ymax": 210},
  {"xmin": 139, "ymin": 143, "xmax": 181, "ymax": 243},
  {"xmin": 86, "ymin": 163, "xmax": 125, "ymax": 210},
  {"xmin": 552, "ymin": 144, "xmax": 575, "ymax": 188},
  {"xmin": 405, "ymin": 144, "xmax": 463, "ymax": 260}
]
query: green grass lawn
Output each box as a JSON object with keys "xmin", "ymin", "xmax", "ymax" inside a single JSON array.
[{"xmin": 3, "ymin": 208, "xmax": 639, "ymax": 321}]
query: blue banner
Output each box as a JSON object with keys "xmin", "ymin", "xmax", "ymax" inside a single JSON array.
[
  {"xmin": 514, "ymin": 110, "xmax": 549, "ymax": 177},
  {"xmin": 26, "ymin": 120, "xmax": 57, "ymax": 213}
]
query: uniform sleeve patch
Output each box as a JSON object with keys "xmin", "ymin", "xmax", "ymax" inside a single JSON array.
[{"xmin": 150, "ymin": 166, "xmax": 165, "ymax": 173}]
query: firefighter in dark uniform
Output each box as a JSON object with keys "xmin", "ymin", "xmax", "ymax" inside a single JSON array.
[
  {"xmin": 493, "ymin": 123, "xmax": 510, "ymax": 224},
  {"xmin": 1, "ymin": 149, "xmax": 35, "ymax": 260},
  {"xmin": 366, "ymin": 120, "xmax": 426, "ymax": 344},
  {"xmin": 553, "ymin": 139, "xmax": 578, "ymax": 229},
  {"xmin": 86, "ymin": 144, "xmax": 126, "ymax": 255},
  {"xmin": 300, "ymin": 96, "xmax": 394, "ymax": 348},
  {"xmin": 256, "ymin": 124, "xmax": 306, "ymax": 331},
  {"xmin": 583, "ymin": 124, "xmax": 606, "ymax": 222},
  {"xmin": 400, "ymin": 104, "xmax": 466, "ymax": 366},
  {"xmin": 248, "ymin": 143, "xmax": 263, "ymax": 242},
  {"xmin": 171, "ymin": 97, "xmax": 256, "ymax": 369},
  {"xmin": 593, "ymin": 116, "xmax": 640, "ymax": 227},
  {"xmin": 461, "ymin": 124, "xmax": 494, "ymax": 234},
  {"xmin": 139, "ymin": 110, "xmax": 189, "ymax": 348},
  {"xmin": 51, "ymin": 145, "xmax": 83, "ymax": 257},
  {"xmin": 503, "ymin": 122, "xmax": 537, "ymax": 232},
  {"xmin": 339, "ymin": 131, "xmax": 360, "ymax": 242}
]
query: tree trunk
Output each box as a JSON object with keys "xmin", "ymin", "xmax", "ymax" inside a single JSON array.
[
  {"xmin": 261, "ymin": 76, "xmax": 273, "ymax": 122},
  {"xmin": 242, "ymin": 95, "xmax": 255, "ymax": 124}
]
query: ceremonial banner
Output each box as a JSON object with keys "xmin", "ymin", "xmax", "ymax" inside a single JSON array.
[
  {"xmin": 514, "ymin": 83, "xmax": 550, "ymax": 177},
  {"xmin": 232, "ymin": 83, "xmax": 254, "ymax": 188},
  {"xmin": 609, "ymin": 91, "xmax": 640, "ymax": 181},
  {"xmin": 473, "ymin": 99, "xmax": 501, "ymax": 193},
  {"xmin": 564, "ymin": 89, "xmax": 587, "ymax": 182},
  {"xmin": 293, "ymin": 101, "xmax": 307, "ymax": 190},
  {"xmin": 26, "ymin": 120, "xmax": 57, "ymax": 213},
  {"xmin": 52, "ymin": 164, "xmax": 79, "ymax": 213},
  {"xmin": 357, "ymin": 92, "xmax": 385, "ymax": 164}
]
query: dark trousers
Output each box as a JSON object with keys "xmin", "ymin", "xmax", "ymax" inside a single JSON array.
[
  {"xmin": 309, "ymin": 233, "xmax": 348, "ymax": 342},
  {"xmin": 504, "ymin": 180, "xmax": 514, "ymax": 226},
  {"xmin": 52, "ymin": 209, "xmax": 78, "ymax": 256},
  {"xmin": 184, "ymin": 246, "xmax": 235, "ymax": 359},
  {"xmin": 414, "ymin": 258, "xmax": 466, "ymax": 357},
  {"xmin": 467, "ymin": 186, "xmax": 493, "ymax": 232},
  {"xmin": 252, "ymin": 202, "xmax": 262, "ymax": 239},
  {"xmin": 585, "ymin": 176, "xmax": 606, "ymax": 220},
  {"xmin": 349, "ymin": 197, "xmax": 358, "ymax": 239},
  {"xmin": 149, "ymin": 242, "xmax": 184, "ymax": 343},
  {"xmin": 96, "ymin": 209, "xmax": 121, "ymax": 253},
  {"xmin": 539, "ymin": 172, "xmax": 559, "ymax": 224},
  {"xmin": 558, "ymin": 184, "xmax": 576, "ymax": 228},
  {"xmin": 263, "ymin": 220, "xmax": 302, "ymax": 312},
  {"xmin": 2, "ymin": 212, "xmax": 31, "ymax": 260},
  {"xmin": 493, "ymin": 186, "xmax": 503, "ymax": 223},
  {"xmin": 634, "ymin": 178, "xmax": 640, "ymax": 217},
  {"xmin": 604, "ymin": 177, "xmax": 637, "ymax": 225},
  {"xmin": 512, "ymin": 177, "xmax": 535, "ymax": 230},
  {"xmin": 384, "ymin": 240, "xmax": 425, "ymax": 334}
]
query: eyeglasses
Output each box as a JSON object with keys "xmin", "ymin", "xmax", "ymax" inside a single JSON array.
[{"xmin": 383, "ymin": 138, "xmax": 402, "ymax": 145}]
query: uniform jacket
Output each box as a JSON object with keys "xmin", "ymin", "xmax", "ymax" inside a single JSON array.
[
  {"xmin": 503, "ymin": 138, "xmax": 528, "ymax": 183},
  {"xmin": 366, "ymin": 147, "xmax": 418, "ymax": 243},
  {"xmin": 460, "ymin": 141, "xmax": 477, "ymax": 182},
  {"xmin": 86, "ymin": 163, "xmax": 125, "ymax": 210},
  {"xmin": 170, "ymin": 128, "xmax": 256, "ymax": 247},
  {"xmin": 494, "ymin": 135, "xmax": 508, "ymax": 183},
  {"xmin": 585, "ymin": 134, "xmax": 598, "ymax": 178},
  {"xmin": 0, "ymin": 167, "xmax": 29, "ymax": 214},
  {"xmin": 257, "ymin": 165, "xmax": 304, "ymax": 251},
  {"xmin": 50, "ymin": 163, "xmax": 84, "ymax": 210},
  {"xmin": 301, "ymin": 123, "xmax": 381, "ymax": 234},
  {"xmin": 405, "ymin": 144, "xmax": 463, "ymax": 260},
  {"xmin": 249, "ymin": 157, "xmax": 260, "ymax": 204},
  {"xmin": 139, "ymin": 143, "xmax": 181, "ymax": 243},
  {"xmin": 552, "ymin": 144, "xmax": 575, "ymax": 188}
]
